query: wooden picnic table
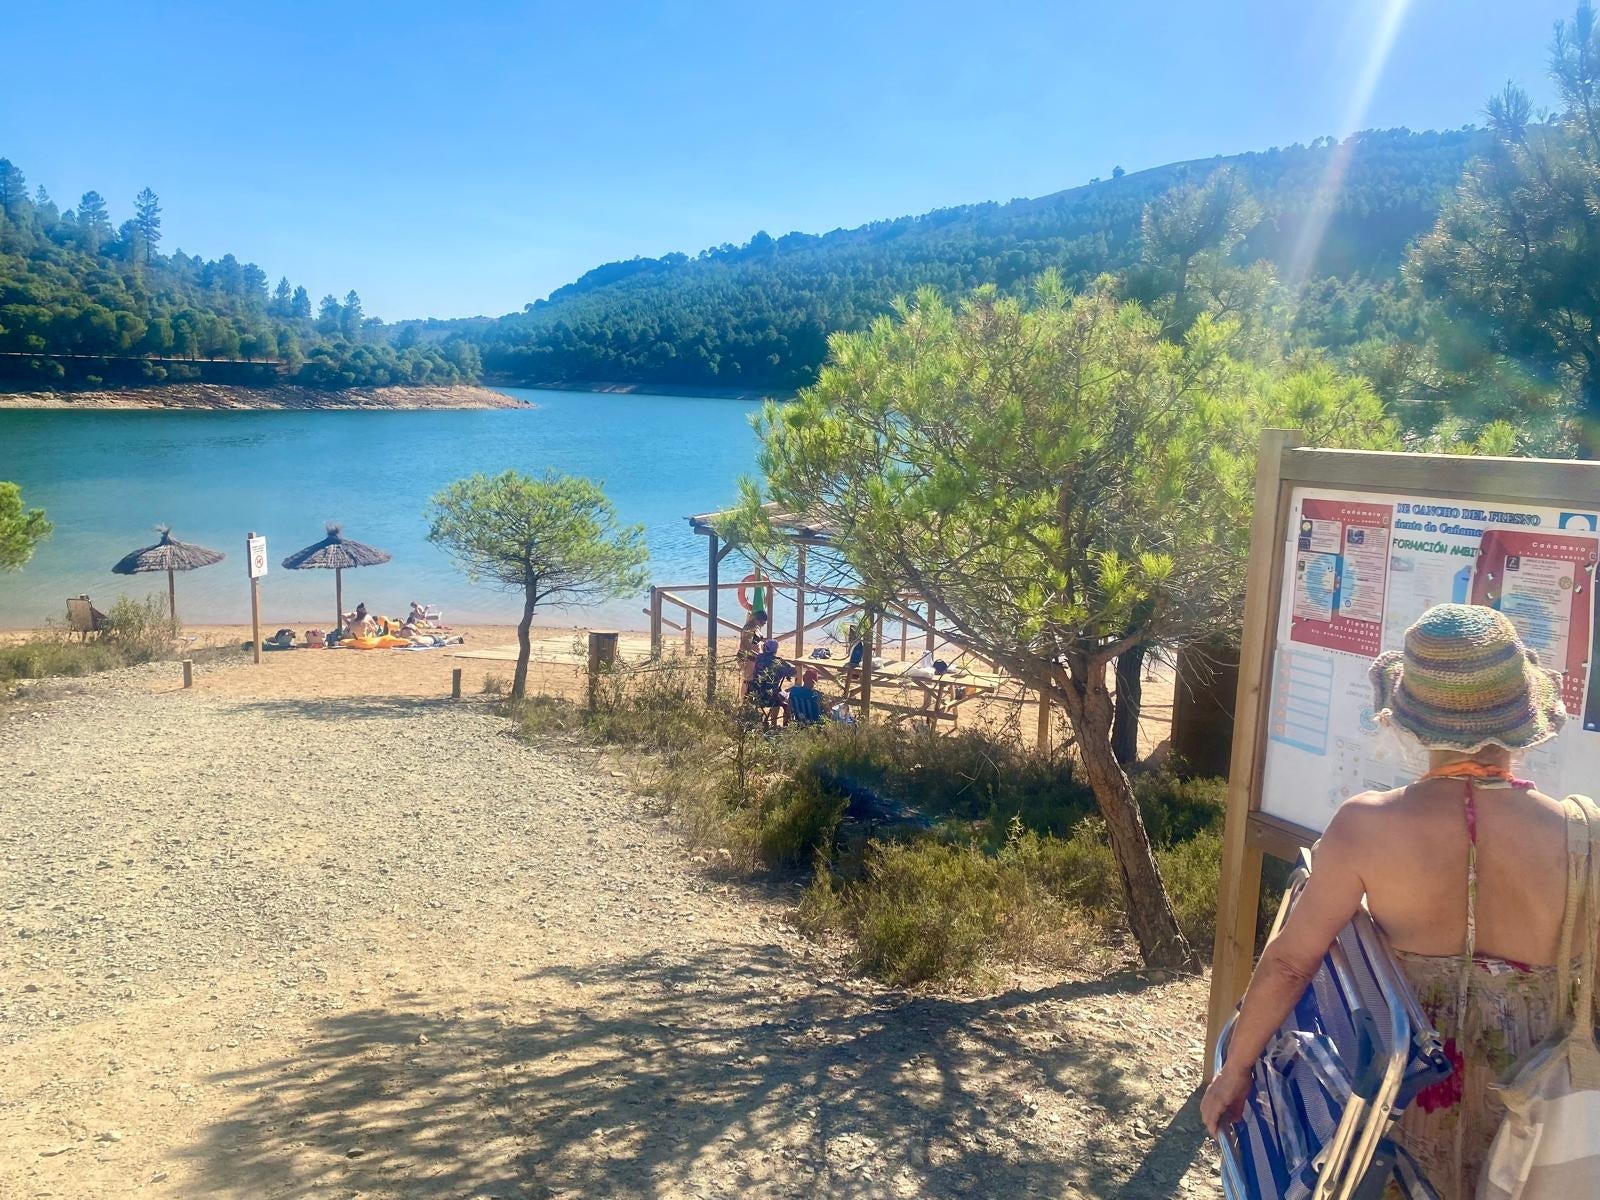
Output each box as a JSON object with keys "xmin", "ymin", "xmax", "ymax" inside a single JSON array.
[{"xmin": 777, "ymin": 653, "xmax": 1003, "ymax": 726}]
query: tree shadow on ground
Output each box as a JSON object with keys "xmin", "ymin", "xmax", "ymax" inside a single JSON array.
[
  {"xmin": 224, "ymin": 695, "xmax": 467, "ymax": 722},
  {"xmin": 180, "ymin": 945, "xmax": 1210, "ymax": 1198}
]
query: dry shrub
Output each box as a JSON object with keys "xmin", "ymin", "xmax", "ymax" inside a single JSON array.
[{"xmin": 0, "ymin": 596, "xmax": 180, "ymax": 685}]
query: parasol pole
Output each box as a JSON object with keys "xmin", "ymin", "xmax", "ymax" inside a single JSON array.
[
  {"xmin": 335, "ymin": 566, "xmax": 344, "ymax": 634},
  {"xmin": 167, "ymin": 566, "xmax": 177, "ymax": 625}
]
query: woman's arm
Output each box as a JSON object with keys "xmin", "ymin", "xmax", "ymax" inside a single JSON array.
[{"xmin": 1201, "ymin": 801, "xmax": 1372, "ymax": 1135}]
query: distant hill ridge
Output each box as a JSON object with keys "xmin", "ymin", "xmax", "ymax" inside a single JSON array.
[{"xmin": 456, "ymin": 126, "xmax": 1487, "ymax": 391}]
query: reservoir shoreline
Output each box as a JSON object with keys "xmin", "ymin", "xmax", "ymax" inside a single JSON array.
[{"xmin": 0, "ymin": 383, "xmax": 526, "ymax": 411}]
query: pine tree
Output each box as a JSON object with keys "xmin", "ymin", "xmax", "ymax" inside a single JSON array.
[
  {"xmin": 133, "ymin": 187, "xmax": 162, "ymax": 264},
  {"xmin": 272, "ymin": 276, "xmax": 292, "ymax": 316},
  {"xmin": 76, "ymin": 191, "xmax": 112, "ymax": 256},
  {"xmin": 341, "ymin": 290, "xmax": 364, "ymax": 341},
  {"xmin": 290, "ymin": 285, "xmax": 312, "ymax": 321},
  {"xmin": 0, "ymin": 159, "xmax": 31, "ymax": 228}
]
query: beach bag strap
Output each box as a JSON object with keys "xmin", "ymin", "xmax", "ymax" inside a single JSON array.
[
  {"xmin": 1566, "ymin": 794, "xmax": 1600, "ymax": 1077},
  {"xmin": 1551, "ymin": 796, "xmax": 1592, "ymax": 1038},
  {"xmin": 1477, "ymin": 795, "xmax": 1600, "ymax": 1199}
]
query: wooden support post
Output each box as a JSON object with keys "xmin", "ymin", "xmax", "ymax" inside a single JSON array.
[
  {"xmin": 684, "ymin": 610, "xmax": 693, "ymax": 653},
  {"xmin": 649, "ymin": 587, "xmax": 663, "ymax": 659},
  {"xmin": 924, "ymin": 601, "xmax": 937, "ymax": 654},
  {"xmin": 900, "ymin": 611, "xmax": 908, "ymax": 659},
  {"xmin": 247, "ymin": 530, "xmax": 262, "ymax": 666},
  {"xmin": 794, "ymin": 543, "xmax": 808, "ymax": 658},
  {"xmin": 167, "ymin": 567, "xmax": 177, "ymax": 625},
  {"xmin": 334, "ymin": 566, "xmax": 344, "ymax": 637},
  {"xmin": 588, "ymin": 630, "xmax": 619, "ymax": 712},
  {"xmin": 1205, "ymin": 429, "xmax": 1304, "ymax": 1075},
  {"xmin": 1035, "ymin": 684, "xmax": 1051, "ymax": 752},
  {"xmin": 182, "ymin": 659, "xmax": 193, "ymax": 689},
  {"xmin": 859, "ymin": 610, "xmax": 874, "ymax": 724},
  {"xmin": 705, "ymin": 534, "xmax": 720, "ymax": 704},
  {"xmin": 451, "ymin": 667, "xmax": 463, "ymax": 700}
]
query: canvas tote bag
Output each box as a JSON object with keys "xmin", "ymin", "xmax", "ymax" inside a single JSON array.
[{"xmin": 1477, "ymin": 793, "xmax": 1600, "ymax": 1199}]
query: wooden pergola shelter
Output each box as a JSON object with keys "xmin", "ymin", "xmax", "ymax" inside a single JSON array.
[
  {"xmin": 662, "ymin": 504, "xmax": 1034, "ymax": 735},
  {"xmin": 681, "ymin": 504, "xmax": 837, "ymax": 704}
]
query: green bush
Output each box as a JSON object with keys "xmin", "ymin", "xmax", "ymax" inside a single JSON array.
[
  {"xmin": 1135, "ymin": 770, "xmax": 1227, "ymax": 846},
  {"xmin": 0, "ymin": 595, "xmax": 181, "ymax": 685},
  {"xmin": 754, "ymin": 773, "xmax": 847, "ymax": 868},
  {"xmin": 1157, "ymin": 827, "xmax": 1224, "ymax": 950},
  {"xmin": 850, "ymin": 839, "xmax": 1003, "ymax": 985}
]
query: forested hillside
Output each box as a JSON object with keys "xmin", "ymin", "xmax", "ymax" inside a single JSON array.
[
  {"xmin": 467, "ymin": 127, "xmax": 1487, "ymax": 391},
  {"xmin": 0, "ymin": 164, "xmax": 482, "ymax": 389}
]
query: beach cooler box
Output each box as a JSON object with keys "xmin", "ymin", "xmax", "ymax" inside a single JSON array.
[{"xmin": 1215, "ymin": 852, "xmax": 1452, "ymax": 1200}]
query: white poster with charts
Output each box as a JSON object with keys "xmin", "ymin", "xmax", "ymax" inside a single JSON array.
[{"xmin": 1259, "ymin": 487, "xmax": 1600, "ymax": 833}]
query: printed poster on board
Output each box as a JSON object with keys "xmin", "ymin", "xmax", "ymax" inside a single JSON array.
[
  {"xmin": 1471, "ymin": 529, "xmax": 1597, "ymax": 715},
  {"xmin": 1289, "ymin": 498, "xmax": 1392, "ymax": 658}
]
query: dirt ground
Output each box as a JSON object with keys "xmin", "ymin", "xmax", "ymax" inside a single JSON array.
[
  {"xmin": 7, "ymin": 622, "xmax": 1178, "ymax": 757},
  {"xmin": 1, "ymin": 654, "xmax": 1215, "ymax": 1199}
]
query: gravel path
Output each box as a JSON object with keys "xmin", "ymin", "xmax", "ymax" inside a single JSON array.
[{"xmin": 1, "ymin": 666, "xmax": 1218, "ymax": 1198}]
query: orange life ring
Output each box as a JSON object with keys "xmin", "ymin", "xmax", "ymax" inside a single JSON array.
[{"xmin": 737, "ymin": 573, "xmax": 767, "ymax": 613}]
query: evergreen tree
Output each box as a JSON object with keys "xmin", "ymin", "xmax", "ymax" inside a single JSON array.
[
  {"xmin": 76, "ymin": 191, "xmax": 112, "ymax": 255},
  {"xmin": 290, "ymin": 285, "xmax": 312, "ymax": 320},
  {"xmin": 272, "ymin": 276, "xmax": 292, "ymax": 316},
  {"xmin": 133, "ymin": 187, "xmax": 161, "ymax": 264},
  {"xmin": 317, "ymin": 294, "xmax": 342, "ymax": 333},
  {"xmin": 1410, "ymin": 1, "xmax": 1600, "ymax": 453},
  {"xmin": 32, "ymin": 185, "xmax": 58, "ymax": 233},
  {"xmin": 341, "ymin": 290, "xmax": 364, "ymax": 341},
  {"xmin": 241, "ymin": 262, "xmax": 269, "ymax": 307},
  {"xmin": 0, "ymin": 159, "xmax": 30, "ymax": 229}
]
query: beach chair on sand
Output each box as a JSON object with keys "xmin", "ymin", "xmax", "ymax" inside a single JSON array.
[
  {"xmin": 66, "ymin": 595, "xmax": 112, "ymax": 641},
  {"xmin": 1215, "ymin": 851, "xmax": 1451, "ymax": 1200}
]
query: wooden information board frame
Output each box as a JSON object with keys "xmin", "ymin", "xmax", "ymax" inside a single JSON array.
[{"xmin": 1204, "ymin": 430, "xmax": 1600, "ymax": 1070}]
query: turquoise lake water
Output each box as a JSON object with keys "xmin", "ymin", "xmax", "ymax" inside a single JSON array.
[{"xmin": 0, "ymin": 388, "xmax": 765, "ymax": 629}]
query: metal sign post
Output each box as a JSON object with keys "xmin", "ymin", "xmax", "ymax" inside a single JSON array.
[{"xmin": 246, "ymin": 532, "xmax": 267, "ymax": 664}]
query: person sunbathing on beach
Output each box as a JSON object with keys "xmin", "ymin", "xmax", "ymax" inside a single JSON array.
[{"xmin": 345, "ymin": 603, "xmax": 378, "ymax": 638}]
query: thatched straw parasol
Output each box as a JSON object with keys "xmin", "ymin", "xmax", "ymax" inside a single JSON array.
[
  {"xmin": 111, "ymin": 525, "xmax": 225, "ymax": 623},
  {"xmin": 281, "ymin": 522, "xmax": 392, "ymax": 632}
]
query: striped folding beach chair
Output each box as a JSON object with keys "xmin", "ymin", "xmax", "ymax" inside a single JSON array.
[{"xmin": 1216, "ymin": 852, "xmax": 1453, "ymax": 1200}]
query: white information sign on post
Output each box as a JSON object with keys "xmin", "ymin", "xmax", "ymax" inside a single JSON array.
[
  {"xmin": 1205, "ymin": 434, "xmax": 1600, "ymax": 1071},
  {"xmin": 248, "ymin": 535, "xmax": 269, "ymax": 580}
]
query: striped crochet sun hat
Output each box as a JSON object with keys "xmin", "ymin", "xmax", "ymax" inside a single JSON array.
[{"xmin": 1370, "ymin": 604, "xmax": 1566, "ymax": 752}]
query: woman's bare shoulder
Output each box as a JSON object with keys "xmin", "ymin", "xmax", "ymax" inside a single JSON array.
[{"xmin": 1318, "ymin": 787, "xmax": 1421, "ymax": 852}]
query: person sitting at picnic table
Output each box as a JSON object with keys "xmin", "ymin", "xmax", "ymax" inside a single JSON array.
[
  {"xmin": 786, "ymin": 668, "xmax": 826, "ymax": 727},
  {"xmin": 750, "ymin": 638, "xmax": 794, "ymax": 728}
]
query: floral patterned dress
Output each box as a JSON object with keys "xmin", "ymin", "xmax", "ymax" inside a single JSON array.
[
  {"xmin": 1382, "ymin": 778, "xmax": 1588, "ymax": 1199},
  {"xmin": 1389, "ymin": 951, "xmax": 1561, "ymax": 1198}
]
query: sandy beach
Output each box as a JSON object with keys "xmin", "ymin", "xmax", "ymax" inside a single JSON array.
[{"xmin": 0, "ymin": 384, "xmax": 526, "ymax": 411}]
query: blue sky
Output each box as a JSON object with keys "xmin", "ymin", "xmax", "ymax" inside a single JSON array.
[{"xmin": 0, "ymin": 0, "xmax": 1574, "ymax": 320}]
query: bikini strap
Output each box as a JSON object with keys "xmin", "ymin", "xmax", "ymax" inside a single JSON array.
[{"xmin": 1462, "ymin": 780, "xmax": 1478, "ymax": 962}]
